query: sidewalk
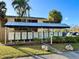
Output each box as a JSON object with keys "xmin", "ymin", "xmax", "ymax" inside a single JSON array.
[{"xmin": 16, "ymin": 54, "xmax": 68, "ymax": 59}]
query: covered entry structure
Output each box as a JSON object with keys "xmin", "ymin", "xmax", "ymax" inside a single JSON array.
[{"xmin": 5, "ymin": 22, "xmax": 70, "ymax": 44}]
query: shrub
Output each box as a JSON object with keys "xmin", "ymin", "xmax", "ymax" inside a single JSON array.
[
  {"xmin": 33, "ymin": 36, "xmax": 79, "ymax": 43},
  {"xmin": 73, "ymin": 36, "xmax": 79, "ymax": 43},
  {"xmin": 64, "ymin": 37, "xmax": 74, "ymax": 43},
  {"xmin": 52, "ymin": 36, "xmax": 64, "ymax": 43},
  {"xmin": 33, "ymin": 38, "xmax": 41, "ymax": 42},
  {"xmin": 43, "ymin": 37, "xmax": 50, "ymax": 43}
]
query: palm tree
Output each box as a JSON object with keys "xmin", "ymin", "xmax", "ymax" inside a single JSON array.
[
  {"xmin": 12, "ymin": 0, "xmax": 31, "ymax": 17},
  {"xmin": 48, "ymin": 10, "xmax": 62, "ymax": 23},
  {"xmin": 48, "ymin": 10, "xmax": 62, "ymax": 44},
  {"xmin": 26, "ymin": 5, "xmax": 31, "ymax": 17},
  {"xmin": 0, "ymin": 1, "xmax": 7, "ymax": 26},
  {"xmin": 0, "ymin": 1, "xmax": 7, "ymax": 19}
]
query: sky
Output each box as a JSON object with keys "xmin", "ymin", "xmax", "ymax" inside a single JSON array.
[{"xmin": 1, "ymin": 0, "xmax": 79, "ymax": 26}]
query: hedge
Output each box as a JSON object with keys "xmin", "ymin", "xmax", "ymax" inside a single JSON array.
[{"xmin": 33, "ymin": 36, "xmax": 79, "ymax": 43}]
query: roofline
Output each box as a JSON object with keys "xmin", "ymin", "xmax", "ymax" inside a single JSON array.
[
  {"xmin": 6, "ymin": 15, "xmax": 47, "ymax": 19},
  {"xmin": 5, "ymin": 22, "xmax": 70, "ymax": 28}
]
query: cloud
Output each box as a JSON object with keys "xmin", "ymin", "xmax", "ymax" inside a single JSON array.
[{"xmin": 64, "ymin": 17, "xmax": 68, "ymax": 20}]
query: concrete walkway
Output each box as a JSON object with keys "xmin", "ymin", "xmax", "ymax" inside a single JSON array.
[
  {"xmin": 16, "ymin": 54, "xmax": 68, "ymax": 59},
  {"xmin": 16, "ymin": 51, "xmax": 79, "ymax": 59}
]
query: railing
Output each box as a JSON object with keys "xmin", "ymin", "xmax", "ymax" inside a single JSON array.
[{"xmin": 8, "ymin": 31, "xmax": 63, "ymax": 41}]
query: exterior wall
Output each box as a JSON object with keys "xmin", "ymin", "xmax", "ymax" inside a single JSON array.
[
  {"xmin": 0, "ymin": 16, "xmax": 49, "ymax": 44},
  {"xmin": 7, "ymin": 18, "xmax": 15, "ymax": 31},
  {"xmin": 38, "ymin": 19, "xmax": 47, "ymax": 23},
  {"xmin": 7, "ymin": 18, "xmax": 15, "ymax": 22},
  {"xmin": 6, "ymin": 17, "xmax": 47, "ymax": 32},
  {"xmin": 0, "ymin": 27, "xmax": 5, "ymax": 42}
]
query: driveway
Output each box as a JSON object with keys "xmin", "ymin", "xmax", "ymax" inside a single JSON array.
[{"xmin": 16, "ymin": 51, "xmax": 79, "ymax": 59}]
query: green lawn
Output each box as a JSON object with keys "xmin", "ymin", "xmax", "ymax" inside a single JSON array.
[
  {"xmin": 14, "ymin": 45, "xmax": 51, "ymax": 55},
  {"xmin": 0, "ymin": 45, "xmax": 50, "ymax": 59},
  {"xmin": 0, "ymin": 43, "xmax": 79, "ymax": 58},
  {"xmin": 52, "ymin": 43, "xmax": 79, "ymax": 51},
  {"xmin": 0, "ymin": 46, "xmax": 26, "ymax": 59}
]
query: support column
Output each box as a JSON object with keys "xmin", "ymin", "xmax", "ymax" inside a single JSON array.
[
  {"xmin": 41, "ymin": 28, "xmax": 43, "ymax": 43},
  {"xmin": 50, "ymin": 29, "xmax": 53, "ymax": 44},
  {"xmin": 5, "ymin": 27, "xmax": 7, "ymax": 44},
  {"xmin": 50, "ymin": 35, "xmax": 53, "ymax": 44}
]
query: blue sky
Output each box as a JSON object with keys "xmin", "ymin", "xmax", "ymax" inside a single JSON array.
[{"xmin": 2, "ymin": 0, "xmax": 79, "ymax": 25}]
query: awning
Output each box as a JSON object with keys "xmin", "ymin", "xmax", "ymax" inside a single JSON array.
[{"xmin": 5, "ymin": 22, "xmax": 70, "ymax": 28}]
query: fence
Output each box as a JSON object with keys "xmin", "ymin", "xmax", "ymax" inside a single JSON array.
[{"xmin": 8, "ymin": 31, "xmax": 63, "ymax": 41}]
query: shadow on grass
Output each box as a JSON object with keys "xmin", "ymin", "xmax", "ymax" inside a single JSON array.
[{"xmin": 13, "ymin": 47, "xmax": 47, "ymax": 59}]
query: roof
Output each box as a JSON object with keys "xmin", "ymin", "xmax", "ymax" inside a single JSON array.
[
  {"xmin": 5, "ymin": 22, "xmax": 70, "ymax": 28},
  {"xmin": 6, "ymin": 16, "xmax": 47, "ymax": 20}
]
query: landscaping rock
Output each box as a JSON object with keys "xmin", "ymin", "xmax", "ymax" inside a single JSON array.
[
  {"xmin": 65, "ymin": 44, "xmax": 74, "ymax": 51},
  {"xmin": 42, "ymin": 45, "xmax": 48, "ymax": 51}
]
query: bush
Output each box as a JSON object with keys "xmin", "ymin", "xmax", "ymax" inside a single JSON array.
[
  {"xmin": 52, "ymin": 36, "xmax": 64, "ymax": 43},
  {"xmin": 33, "ymin": 38, "xmax": 41, "ymax": 42},
  {"xmin": 43, "ymin": 37, "xmax": 50, "ymax": 43},
  {"xmin": 64, "ymin": 36, "xmax": 79, "ymax": 43},
  {"xmin": 64, "ymin": 37, "xmax": 75, "ymax": 43},
  {"xmin": 74, "ymin": 36, "xmax": 79, "ymax": 42},
  {"xmin": 33, "ymin": 36, "xmax": 79, "ymax": 43}
]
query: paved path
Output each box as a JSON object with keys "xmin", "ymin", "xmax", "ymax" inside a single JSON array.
[
  {"xmin": 16, "ymin": 51, "xmax": 79, "ymax": 59},
  {"xmin": 16, "ymin": 54, "xmax": 68, "ymax": 59}
]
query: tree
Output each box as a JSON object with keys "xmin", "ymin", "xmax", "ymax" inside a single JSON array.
[
  {"xmin": 26, "ymin": 5, "xmax": 31, "ymax": 17},
  {"xmin": 12, "ymin": 0, "xmax": 31, "ymax": 17},
  {"xmin": 0, "ymin": 1, "xmax": 7, "ymax": 19},
  {"xmin": 48, "ymin": 10, "xmax": 62, "ymax": 23},
  {"xmin": 0, "ymin": 1, "xmax": 7, "ymax": 27}
]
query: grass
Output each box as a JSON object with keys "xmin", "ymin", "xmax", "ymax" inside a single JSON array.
[
  {"xmin": 14, "ymin": 45, "xmax": 51, "ymax": 55},
  {"xmin": 0, "ymin": 46, "xmax": 26, "ymax": 59},
  {"xmin": 71, "ymin": 43, "xmax": 79, "ymax": 50},
  {"xmin": 14, "ymin": 45, "xmax": 42, "ymax": 50},
  {"xmin": 52, "ymin": 43, "xmax": 79, "ymax": 51},
  {"xmin": 18, "ymin": 47, "xmax": 50, "ymax": 55},
  {"xmin": 0, "ymin": 45, "xmax": 51, "ymax": 59},
  {"xmin": 0, "ymin": 41, "xmax": 79, "ymax": 58}
]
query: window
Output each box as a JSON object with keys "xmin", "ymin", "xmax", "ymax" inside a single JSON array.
[
  {"xmin": 15, "ymin": 19, "xmax": 26, "ymax": 22},
  {"xmin": 43, "ymin": 21, "xmax": 54, "ymax": 23},
  {"xmin": 15, "ymin": 27, "xmax": 28, "ymax": 31},
  {"xmin": 32, "ymin": 28, "xmax": 37, "ymax": 32},
  {"xmin": 15, "ymin": 19, "xmax": 21, "ymax": 22},
  {"xmin": 27, "ymin": 20, "xmax": 37, "ymax": 23},
  {"xmin": 21, "ymin": 19, "xmax": 26, "ymax": 22}
]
